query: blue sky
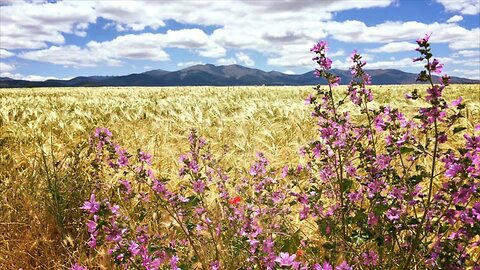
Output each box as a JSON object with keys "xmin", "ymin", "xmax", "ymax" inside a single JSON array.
[{"xmin": 0, "ymin": 0, "xmax": 479, "ymax": 81}]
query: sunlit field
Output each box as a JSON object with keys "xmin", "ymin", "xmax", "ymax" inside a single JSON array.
[{"xmin": 1, "ymin": 85, "xmax": 479, "ymax": 269}]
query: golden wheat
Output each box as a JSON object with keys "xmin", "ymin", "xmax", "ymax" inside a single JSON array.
[{"xmin": 0, "ymin": 85, "xmax": 478, "ymax": 269}]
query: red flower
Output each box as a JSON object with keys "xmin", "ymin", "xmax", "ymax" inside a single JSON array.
[{"xmin": 228, "ymin": 196, "xmax": 241, "ymax": 205}]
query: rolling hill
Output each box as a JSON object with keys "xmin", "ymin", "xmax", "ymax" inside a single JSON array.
[{"xmin": 0, "ymin": 64, "xmax": 478, "ymax": 87}]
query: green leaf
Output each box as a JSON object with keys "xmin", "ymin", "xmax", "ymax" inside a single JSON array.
[
  {"xmin": 400, "ymin": 147, "xmax": 414, "ymax": 154},
  {"xmin": 408, "ymin": 175, "xmax": 423, "ymax": 185},
  {"xmin": 453, "ymin": 126, "xmax": 466, "ymax": 134},
  {"xmin": 281, "ymin": 229, "xmax": 301, "ymax": 253},
  {"xmin": 375, "ymin": 235, "xmax": 385, "ymax": 246},
  {"xmin": 340, "ymin": 178, "xmax": 353, "ymax": 193},
  {"xmin": 373, "ymin": 204, "xmax": 389, "ymax": 215},
  {"xmin": 322, "ymin": 242, "xmax": 336, "ymax": 250},
  {"xmin": 354, "ymin": 211, "xmax": 367, "ymax": 223},
  {"xmin": 186, "ymin": 195, "xmax": 200, "ymax": 207}
]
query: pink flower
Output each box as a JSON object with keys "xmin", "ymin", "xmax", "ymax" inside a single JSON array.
[
  {"xmin": 336, "ymin": 261, "xmax": 352, "ymax": 270},
  {"xmin": 299, "ymin": 205, "xmax": 309, "ymax": 220},
  {"xmin": 281, "ymin": 165, "xmax": 289, "ymax": 178},
  {"xmin": 139, "ymin": 151, "xmax": 152, "ymax": 165},
  {"xmin": 320, "ymin": 57, "xmax": 332, "ymax": 70},
  {"xmin": 416, "ymin": 33, "xmax": 431, "ymax": 45},
  {"xmin": 451, "ymin": 96, "xmax": 463, "ymax": 107},
  {"xmin": 119, "ymin": 179, "xmax": 132, "ymax": 195},
  {"xmin": 170, "ymin": 255, "xmax": 180, "ymax": 270},
  {"xmin": 86, "ymin": 215, "xmax": 99, "ymax": 233},
  {"xmin": 311, "ymin": 41, "xmax": 328, "ymax": 53},
  {"xmin": 319, "ymin": 262, "xmax": 333, "ymax": 270},
  {"xmin": 386, "ymin": 207, "xmax": 401, "ymax": 221},
  {"xmin": 426, "ymin": 85, "xmax": 443, "ymax": 101},
  {"xmin": 193, "ymin": 180, "xmax": 206, "ymax": 193},
  {"xmin": 368, "ymin": 212, "xmax": 378, "ymax": 226},
  {"xmin": 70, "ymin": 263, "xmax": 88, "ymax": 270},
  {"xmin": 362, "ymin": 250, "xmax": 379, "ymax": 266},
  {"xmin": 445, "ymin": 164, "xmax": 462, "ymax": 178},
  {"xmin": 472, "ymin": 202, "xmax": 480, "ymax": 220},
  {"xmin": 305, "ymin": 93, "xmax": 314, "ymax": 105},
  {"xmin": 275, "ymin": 252, "xmax": 297, "ymax": 267},
  {"xmin": 93, "ymin": 127, "xmax": 112, "ymax": 140},
  {"xmin": 81, "ymin": 194, "xmax": 100, "ymax": 214},
  {"xmin": 210, "ymin": 261, "xmax": 220, "ymax": 270},
  {"xmin": 329, "ymin": 76, "xmax": 341, "ymax": 86},
  {"xmin": 428, "ymin": 59, "xmax": 443, "ymax": 74},
  {"xmin": 128, "ymin": 241, "xmax": 140, "ymax": 256}
]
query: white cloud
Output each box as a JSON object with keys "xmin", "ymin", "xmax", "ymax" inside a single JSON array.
[
  {"xmin": 0, "ymin": 62, "xmax": 15, "ymax": 72},
  {"xmin": 216, "ymin": 58, "xmax": 237, "ymax": 65},
  {"xmin": 436, "ymin": 0, "xmax": 480, "ymax": 15},
  {"xmin": 367, "ymin": 42, "xmax": 418, "ymax": 53},
  {"xmin": 19, "ymin": 45, "xmax": 123, "ymax": 67},
  {"xmin": 0, "ymin": 72, "xmax": 68, "ymax": 81},
  {"xmin": 235, "ymin": 52, "xmax": 255, "ymax": 66},
  {"xmin": 0, "ymin": 49, "xmax": 15, "ymax": 58},
  {"xmin": 329, "ymin": 49, "xmax": 345, "ymax": 57},
  {"xmin": 0, "ymin": 0, "xmax": 396, "ymax": 69},
  {"xmin": 332, "ymin": 59, "xmax": 351, "ymax": 69},
  {"xmin": 447, "ymin": 28, "xmax": 480, "ymax": 50},
  {"xmin": 267, "ymin": 53, "xmax": 313, "ymax": 68},
  {"xmin": 324, "ymin": 20, "xmax": 480, "ymax": 51},
  {"xmin": 283, "ymin": 70, "xmax": 296, "ymax": 75},
  {"xmin": 446, "ymin": 15, "xmax": 463, "ymax": 23},
  {"xmin": 454, "ymin": 50, "xmax": 480, "ymax": 57},
  {"xmin": 439, "ymin": 56, "xmax": 480, "ymax": 68},
  {"xmin": 0, "ymin": 0, "xmax": 478, "ymax": 71},
  {"xmin": 18, "ymin": 29, "xmax": 226, "ymax": 67},
  {"xmin": 0, "ymin": 1, "xmax": 96, "ymax": 49},
  {"xmin": 177, "ymin": 61, "xmax": 204, "ymax": 67},
  {"xmin": 355, "ymin": 57, "xmax": 424, "ymax": 69},
  {"xmin": 450, "ymin": 68, "xmax": 480, "ymax": 79}
]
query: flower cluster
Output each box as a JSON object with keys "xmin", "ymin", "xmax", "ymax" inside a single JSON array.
[
  {"xmin": 301, "ymin": 37, "xmax": 478, "ymax": 269},
  {"xmin": 311, "ymin": 41, "xmax": 340, "ymax": 86},
  {"xmin": 74, "ymin": 36, "xmax": 479, "ymax": 270}
]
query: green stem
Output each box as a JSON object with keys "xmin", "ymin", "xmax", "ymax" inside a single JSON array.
[{"xmin": 403, "ymin": 60, "xmax": 440, "ymax": 269}]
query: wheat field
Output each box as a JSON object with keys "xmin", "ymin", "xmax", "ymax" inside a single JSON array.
[{"xmin": 0, "ymin": 85, "xmax": 479, "ymax": 269}]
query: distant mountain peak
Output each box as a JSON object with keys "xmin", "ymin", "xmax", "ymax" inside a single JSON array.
[{"xmin": 1, "ymin": 64, "xmax": 478, "ymax": 88}]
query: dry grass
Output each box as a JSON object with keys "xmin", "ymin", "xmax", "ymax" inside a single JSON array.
[{"xmin": 0, "ymin": 85, "xmax": 478, "ymax": 269}]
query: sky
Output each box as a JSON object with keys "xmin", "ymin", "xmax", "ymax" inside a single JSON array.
[{"xmin": 0, "ymin": 0, "xmax": 479, "ymax": 81}]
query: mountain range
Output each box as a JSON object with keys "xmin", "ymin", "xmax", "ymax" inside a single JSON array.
[{"xmin": 1, "ymin": 64, "xmax": 478, "ymax": 87}]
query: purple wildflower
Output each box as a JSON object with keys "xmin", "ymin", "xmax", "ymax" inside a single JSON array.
[
  {"xmin": 193, "ymin": 180, "xmax": 206, "ymax": 193},
  {"xmin": 319, "ymin": 262, "xmax": 333, "ymax": 270},
  {"xmin": 70, "ymin": 263, "xmax": 88, "ymax": 270},
  {"xmin": 119, "ymin": 179, "xmax": 132, "ymax": 195},
  {"xmin": 305, "ymin": 93, "xmax": 314, "ymax": 105},
  {"xmin": 416, "ymin": 33, "xmax": 431, "ymax": 45},
  {"xmin": 275, "ymin": 252, "xmax": 297, "ymax": 267},
  {"xmin": 428, "ymin": 59, "xmax": 443, "ymax": 74},
  {"xmin": 139, "ymin": 151, "xmax": 152, "ymax": 165},
  {"xmin": 451, "ymin": 96, "xmax": 463, "ymax": 107},
  {"xmin": 362, "ymin": 250, "xmax": 379, "ymax": 266},
  {"xmin": 311, "ymin": 41, "xmax": 328, "ymax": 53},
  {"xmin": 81, "ymin": 194, "xmax": 100, "ymax": 214},
  {"xmin": 336, "ymin": 261, "xmax": 352, "ymax": 270},
  {"xmin": 386, "ymin": 207, "xmax": 401, "ymax": 221}
]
